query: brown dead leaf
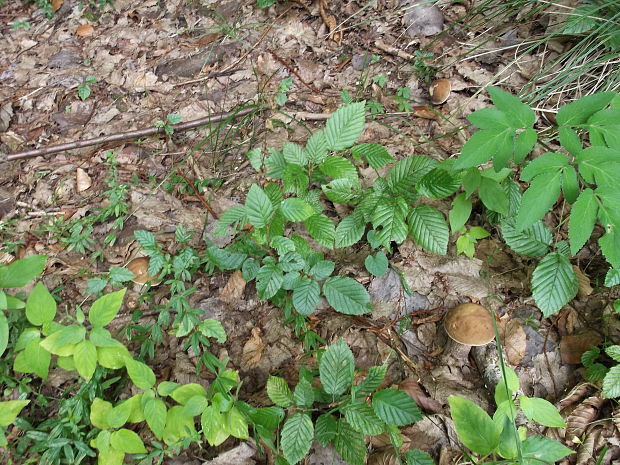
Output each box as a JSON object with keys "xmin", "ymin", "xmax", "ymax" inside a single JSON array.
[
  {"xmin": 413, "ymin": 105, "xmax": 440, "ymax": 120},
  {"xmin": 241, "ymin": 327, "xmax": 265, "ymax": 368},
  {"xmin": 560, "ymin": 331, "xmax": 603, "ymax": 364},
  {"xmin": 75, "ymin": 24, "xmax": 94, "ymax": 37},
  {"xmin": 219, "ymin": 270, "xmax": 246, "ymax": 301},
  {"xmin": 52, "ymin": 0, "xmax": 63, "ymax": 11},
  {"xmin": 566, "ymin": 396, "xmax": 605, "ymax": 439},
  {"xmin": 573, "ymin": 266, "xmax": 593, "ymax": 299},
  {"xmin": 498, "ymin": 319, "xmax": 527, "ymax": 365},
  {"xmin": 399, "ymin": 378, "xmax": 444, "ymax": 414},
  {"xmin": 76, "ymin": 168, "xmax": 92, "ymax": 192}
]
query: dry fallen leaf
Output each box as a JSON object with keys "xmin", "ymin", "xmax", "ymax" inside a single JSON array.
[
  {"xmin": 399, "ymin": 378, "xmax": 444, "ymax": 414},
  {"xmin": 241, "ymin": 327, "xmax": 265, "ymax": 368},
  {"xmin": 560, "ymin": 331, "xmax": 603, "ymax": 364},
  {"xmin": 413, "ymin": 105, "xmax": 440, "ymax": 120},
  {"xmin": 219, "ymin": 269, "xmax": 246, "ymax": 301},
  {"xmin": 52, "ymin": 0, "xmax": 63, "ymax": 11},
  {"xmin": 498, "ymin": 319, "xmax": 527, "ymax": 365},
  {"xmin": 573, "ymin": 266, "xmax": 593, "ymax": 299},
  {"xmin": 76, "ymin": 24, "xmax": 95, "ymax": 37},
  {"xmin": 75, "ymin": 168, "xmax": 92, "ymax": 192}
]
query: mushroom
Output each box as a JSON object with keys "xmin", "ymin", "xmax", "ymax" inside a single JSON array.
[
  {"xmin": 429, "ymin": 78, "xmax": 451, "ymax": 105},
  {"xmin": 125, "ymin": 257, "xmax": 161, "ymax": 286},
  {"xmin": 444, "ymin": 303, "xmax": 495, "ymax": 346}
]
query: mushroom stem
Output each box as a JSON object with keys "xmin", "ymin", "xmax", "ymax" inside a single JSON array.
[{"xmin": 472, "ymin": 342, "xmax": 502, "ymax": 399}]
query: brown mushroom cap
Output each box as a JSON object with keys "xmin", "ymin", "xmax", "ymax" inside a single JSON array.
[
  {"xmin": 126, "ymin": 257, "xmax": 161, "ymax": 285},
  {"xmin": 429, "ymin": 78, "xmax": 451, "ymax": 105},
  {"xmin": 443, "ymin": 303, "xmax": 495, "ymax": 346}
]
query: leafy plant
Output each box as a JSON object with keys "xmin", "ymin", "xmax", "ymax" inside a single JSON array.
[
  {"xmin": 453, "ymin": 88, "xmax": 620, "ymax": 316},
  {"xmin": 275, "ymin": 77, "xmax": 293, "ymax": 106},
  {"xmin": 411, "ymin": 50, "xmax": 437, "ymax": 83},
  {"xmin": 78, "ymin": 76, "xmax": 97, "ymax": 101},
  {"xmin": 449, "ymin": 365, "xmax": 573, "ymax": 464},
  {"xmin": 267, "ymin": 339, "xmax": 423, "ymax": 465},
  {"xmin": 154, "ymin": 113, "xmax": 182, "ymax": 136},
  {"xmin": 581, "ymin": 343, "xmax": 620, "ymax": 398}
]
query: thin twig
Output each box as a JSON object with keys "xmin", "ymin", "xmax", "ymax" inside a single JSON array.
[
  {"xmin": 2, "ymin": 107, "xmax": 259, "ymax": 163},
  {"xmin": 174, "ymin": 169, "xmax": 219, "ymax": 220},
  {"xmin": 270, "ymin": 51, "xmax": 320, "ymax": 94}
]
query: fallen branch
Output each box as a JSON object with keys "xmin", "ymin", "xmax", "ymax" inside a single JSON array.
[{"xmin": 2, "ymin": 106, "xmax": 260, "ymax": 163}]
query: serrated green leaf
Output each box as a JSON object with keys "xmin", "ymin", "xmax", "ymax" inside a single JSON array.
[
  {"xmin": 265, "ymin": 148, "xmax": 286, "ymax": 178},
  {"xmin": 406, "ymin": 449, "xmax": 435, "ymax": 465},
  {"xmin": 557, "ymin": 92, "xmax": 616, "ymax": 126},
  {"xmin": 281, "ymin": 413, "xmax": 314, "ymax": 465},
  {"xmin": 407, "ymin": 205, "xmax": 449, "ymax": 255},
  {"xmin": 519, "ymin": 395, "xmax": 566, "ymax": 427},
  {"xmin": 305, "ymin": 214, "xmax": 335, "ymax": 248},
  {"xmin": 280, "ymin": 198, "xmax": 315, "ymax": 222},
  {"xmin": 319, "ymin": 339, "xmax": 355, "ymax": 396},
  {"xmin": 315, "ymin": 413, "xmax": 337, "ymax": 446},
  {"xmin": 335, "ymin": 213, "xmax": 366, "ymax": 248},
  {"xmin": 558, "ymin": 127, "xmax": 582, "ymax": 155},
  {"xmin": 500, "ymin": 218, "xmax": 552, "ymax": 257},
  {"xmin": 372, "ymin": 200, "xmax": 408, "ymax": 246},
  {"xmin": 325, "ymin": 102, "xmax": 366, "ymax": 151},
  {"xmin": 515, "ymin": 171, "xmax": 561, "ymax": 231},
  {"xmin": 322, "ymin": 178, "xmax": 360, "ymax": 204},
  {"xmin": 267, "ymin": 376, "xmax": 294, "ymax": 407},
  {"xmin": 306, "ymin": 130, "xmax": 329, "ymax": 164},
  {"xmin": 454, "ymin": 128, "xmax": 513, "ymax": 170},
  {"xmin": 372, "ymin": 388, "xmax": 422, "ymax": 426},
  {"xmin": 246, "ymin": 147, "xmax": 262, "ymax": 171},
  {"xmin": 603, "ymin": 365, "xmax": 620, "ymax": 398},
  {"xmin": 283, "ymin": 142, "xmax": 308, "ymax": 166},
  {"xmin": 292, "ymin": 278, "xmax": 320, "ymax": 315},
  {"xmin": 365, "ymin": 251, "xmax": 389, "ymax": 277},
  {"xmin": 586, "ymin": 363, "xmax": 609, "ymax": 381},
  {"xmin": 568, "ymin": 188, "xmax": 598, "ymax": 255},
  {"xmin": 256, "ymin": 263, "xmax": 283, "ymax": 300},
  {"xmin": 479, "ymin": 178, "xmax": 509, "ymax": 215},
  {"xmin": 514, "ymin": 127, "xmax": 537, "ymax": 163},
  {"xmin": 417, "ymin": 168, "xmax": 460, "ymax": 199},
  {"xmin": 387, "ymin": 156, "xmax": 437, "ymax": 194},
  {"xmin": 521, "ymin": 152, "xmax": 568, "ymax": 182},
  {"xmin": 353, "ymin": 364, "xmax": 387, "ymax": 397},
  {"xmin": 283, "ymin": 164, "xmax": 310, "ymax": 196},
  {"xmin": 344, "ymin": 399, "xmax": 385, "ymax": 435},
  {"xmin": 448, "ymin": 395, "xmax": 499, "ymax": 455},
  {"xmin": 294, "ymin": 378, "xmax": 315, "ymax": 408},
  {"xmin": 246, "ymin": 184, "xmax": 275, "ymax": 228},
  {"xmin": 320, "ymin": 156, "xmax": 359, "ymax": 183},
  {"xmin": 532, "ymin": 253, "xmax": 578, "ymax": 317},
  {"xmin": 323, "ymin": 276, "xmax": 372, "ymax": 315},
  {"xmin": 309, "ymin": 260, "xmax": 335, "ymax": 280},
  {"xmin": 605, "ymin": 345, "xmax": 620, "ymax": 362},
  {"xmin": 605, "ymin": 268, "xmax": 620, "ymax": 287},
  {"xmin": 352, "ymin": 143, "xmax": 394, "ymax": 169},
  {"xmin": 488, "ymin": 86, "xmax": 536, "ymax": 127},
  {"xmin": 333, "ymin": 419, "xmax": 366, "ymax": 465}
]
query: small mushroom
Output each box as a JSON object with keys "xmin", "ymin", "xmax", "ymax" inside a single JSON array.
[
  {"xmin": 444, "ymin": 303, "xmax": 495, "ymax": 346},
  {"xmin": 126, "ymin": 257, "xmax": 161, "ymax": 286},
  {"xmin": 429, "ymin": 78, "xmax": 451, "ymax": 105}
]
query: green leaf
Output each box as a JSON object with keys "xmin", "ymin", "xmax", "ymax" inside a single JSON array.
[
  {"xmin": 0, "ymin": 255, "xmax": 46, "ymax": 288},
  {"xmin": 199, "ymin": 319, "xmax": 227, "ymax": 343},
  {"xmin": 335, "ymin": 213, "xmax": 366, "ymax": 248},
  {"xmin": 224, "ymin": 406, "xmax": 249, "ymax": 440},
  {"xmin": 319, "ymin": 339, "xmax": 355, "ymax": 396},
  {"xmin": 353, "ymin": 364, "xmax": 387, "ymax": 397},
  {"xmin": 246, "ymin": 147, "xmax": 262, "ymax": 171},
  {"xmin": 344, "ymin": 399, "xmax": 385, "ymax": 435},
  {"xmin": 40, "ymin": 325, "xmax": 86, "ymax": 354},
  {"xmin": 488, "ymin": 86, "xmax": 535, "ymax": 127},
  {"xmin": 500, "ymin": 218, "xmax": 552, "ymax": 257},
  {"xmin": 144, "ymin": 398, "xmax": 167, "ymax": 439},
  {"xmin": 292, "ymin": 278, "xmax": 320, "ymax": 315},
  {"xmin": 246, "ymin": 184, "xmax": 275, "ymax": 229},
  {"xmin": 449, "ymin": 193, "xmax": 472, "ymax": 233},
  {"xmin": 306, "ymin": 130, "xmax": 329, "ymax": 164},
  {"xmin": 562, "ymin": 166, "xmax": 579, "ymax": 204},
  {"xmin": 605, "ymin": 269, "xmax": 620, "ymax": 287},
  {"xmin": 280, "ymin": 413, "xmax": 314, "ymax": 465},
  {"xmin": 387, "ymin": 156, "xmax": 437, "ymax": 194},
  {"xmin": 454, "ymin": 128, "xmax": 513, "ymax": 170},
  {"xmin": 74, "ymin": 340, "xmax": 98, "ymax": 380},
  {"xmin": 406, "ymin": 450, "xmax": 435, "ymax": 465},
  {"xmin": 352, "ymin": 143, "xmax": 394, "ymax": 169},
  {"xmin": 201, "ymin": 405, "xmax": 228, "ymax": 446},
  {"xmin": 497, "ymin": 414, "xmax": 519, "ymax": 459},
  {"xmin": 557, "ymin": 92, "xmax": 616, "ymax": 126},
  {"xmin": 599, "ymin": 229, "xmax": 620, "ymax": 269},
  {"xmin": 169, "ymin": 383, "xmax": 207, "ymax": 404},
  {"xmin": 124, "ymin": 357, "xmax": 156, "ymax": 390},
  {"xmin": 293, "ymin": 378, "xmax": 315, "ymax": 408},
  {"xmin": 90, "ymin": 398, "xmax": 113, "ymax": 429},
  {"xmin": 280, "ymin": 198, "xmax": 315, "ymax": 222},
  {"xmin": 283, "ymin": 142, "xmax": 308, "ymax": 166},
  {"xmin": 558, "ymin": 127, "xmax": 582, "ymax": 156},
  {"xmin": 479, "ymin": 178, "xmax": 508, "ymax": 215},
  {"xmin": 320, "ymin": 156, "xmax": 358, "ymax": 183},
  {"xmin": 568, "ymin": 188, "xmax": 598, "ymax": 255},
  {"xmin": 521, "ymin": 152, "xmax": 568, "ymax": 181},
  {"xmin": 308, "ymin": 260, "xmax": 335, "ymax": 280},
  {"xmin": 606, "ymin": 345, "xmax": 620, "ymax": 362},
  {"xmin": 110, "ymin": 428, "xmax": 147, "ymax": 454},
  {"xmin": 365, "ymin": 251, "xmax": 389, "ymax": 277},
  {"xmin": 305, "ymin": 214, "xmax": 335, "ymax": 248},
  {"xmin": 372, "ymin": 388, "xmax": 422, "ymax": 426},
  {"xmin": 417, "ymin": 168, "xmax": 460, "ymax": 199},
  {"xmin": 448, "ymin": 395, "xmax": 499, "ymax": 455},
  {"xmin": 88, "ymin": 289, "xmax": 127, "ymax": 328},
  {"xmin": 108, "ymin": 267, "xmax": 136, "ymax": 284},
  {"xmin": 322, "ymin": 178, "xmax": 360, "ymax": 204},
  {"xmin": 283, "ymin": 164, "xmax": 310, "ymax": 196},
  {"xmin": 256, "ymin": 263, "xmax": 283, "ymax": 300},
  {"xmin": 407, "ymin": 205, "xmax": 449, "ymax": 255},
  {"xmin": 315, "ymin": 414, "xmax": 337, "ymax": 446},
  {"xmin": 0, "ymin": 312, "xmax": 8, "ymax": 358},
  {"xmin": 325, "ymin": 102, "xmax": 366, "ymax": 151},
  {"xmin": 0, "ymin": 400, "xmax": 30, "ymax": 427},
  {"xmin": 333, "ymin": 419, "xmax": 366, "ymax": 465},
  {"xmin": 266, "ymin": 376, "xmax": 294, "ymax": 407},
  {"xmin": 603, "ymin": 365, "xmax": 620, "ymax": 398},
  {"xmin": 519, "ymin": 395, "xmax": 566, "ymax": 427},
  {"xmin": 514, "ymin": 128, "xmax": 537, "ymax": 163},
  {"xmin": 468, "ymin": 108, "xmax": 512, "ymax": 129},
  {"xmin": 532, "ymin": 253, "xmax": 578, "ymax": 317},
  {"xmin": 215, "ymin": 206, "xmax": 248, "ymax": 236},
  {"xmin": 521, "ymin": 436, "xmax": 574, "ymax": 465},
  {"xmin": 372, "ymin": 198, "xmax": 408, "ymax": 246},
  {"xmin": 515, "ymin": 170, "xmax": 561, "ymax": 231},
  {"xmin": 323, "ymin": 276, "xmax": 372, "ymax": 315},
  {"xmin": 25, "ymin": 282, "xmax": 56, "ymax": 326}
]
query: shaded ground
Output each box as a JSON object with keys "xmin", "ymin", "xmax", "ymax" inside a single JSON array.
[{"xmin": 1, "ymin": 0, "xmax": 619, "ymax": 464}]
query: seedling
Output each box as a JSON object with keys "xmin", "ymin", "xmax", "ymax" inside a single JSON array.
[{"xmin": 77, "ymin": 76, "xmax": 97, "ymax": 100}]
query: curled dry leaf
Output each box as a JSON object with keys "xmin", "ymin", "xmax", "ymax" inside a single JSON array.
[
  {"xmin": 52, "ymin": 0, "xmax": 63, "ymax": 11},
  {"xmin": 560, "ymin": 330, "xmax": 603, "ymax": 364},
  {"xmin": 75, "ymin": 168, "xmax": 92, "ymax": 192},
  {"xmin": 241, "ymin": 327, "xmax": 265, "ymax": 368},
  {"xmin": 573, "ymin": 266, "xmax": 593, "ymax": 299},
  {"xmin": 498, "ymin": 319, "xmax": 527, "ymax": 365},
  {"xmin": 558, "ymin": 383, "xmax": 596, "ymax": 411},
  {"xmin": 575, "ymin": 425, "xmax": 602, "ymax": 465},
  {"xmin": 367, "ymin": 449, "xmax": 400, "ymax": 465},
  {"xmin": 219, "ymin": 269, "xmax": 246, "ymax": 301},
  {"xmin": 75, "ymin": 24, "xmax": 95, "ymax": 37},
  {"xmin": 566, "ymin": 396, "xmax": 605, "ymax": 439},
  {"xmin": 399, "ymin": 378, "xmax": 444, "ymax": 414}
]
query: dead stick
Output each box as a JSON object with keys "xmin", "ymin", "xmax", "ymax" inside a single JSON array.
[
  {"xmin": 270, "ymin": 51, "xmax": 319, "ymax": 94},
  {"xmin": 2, "ymin": 106, "xmax": 259, "ymax": 163},
  {"xmin": 175, "ymin": 169, "xmax": 219, "ymax": 220}
]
